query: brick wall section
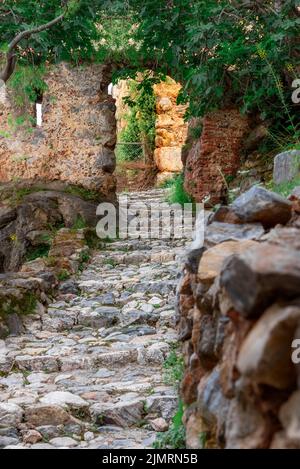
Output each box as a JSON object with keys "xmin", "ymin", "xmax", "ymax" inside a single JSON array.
[{"xmin": 184, "ymin": 109, "xmax": 250, "ymax": 205}]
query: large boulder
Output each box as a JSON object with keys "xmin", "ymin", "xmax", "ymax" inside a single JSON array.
[
  {"xmin": 230, "ymin": 186, "xmax": 292, "ymax": 228},
  {"xmin": 273, "ymin": 150, "xmax": 300, "ymax": 185},
  {"xmin": 0, "ymin": 272, "xmax": 55, "ymax": 338},
  {"xmin": 0, "ymin": 184, "xmax": 99, "ymax": 272},
  {"xmin": 220, "ymin": 243, "xmax": 300, "ymax": 317}
]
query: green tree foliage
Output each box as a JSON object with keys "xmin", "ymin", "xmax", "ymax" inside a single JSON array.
[
  {"xmin": 1, "ymin": 1, "xmax": 299, "ymax": 138},
  {"xmin": 127, "ymin": 0, "xmax": 300, "ymax": 145},
  {"xmin": 0, "ymin": 1, "xmax": 100, "ymax": 69}
]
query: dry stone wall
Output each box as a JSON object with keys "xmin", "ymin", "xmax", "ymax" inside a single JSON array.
[{"xmin": 177, "ymin": 184, "xmax": 300, "ymax": 449}]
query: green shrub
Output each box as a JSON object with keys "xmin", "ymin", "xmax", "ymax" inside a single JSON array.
[
  {"xmin": 8, "ymin": 65, "xmax": 48, "ymax": 108},
  {"xmin": 25, "ymin": 245, "xmax": 50, "ymax": 262},
  {"xmin": 78, "ymin": 250, "xmax": 91, "ymax": 271},
  {"xmin": 163, "ymin": 350, "xmax": 184, "ymax": 386},
  {"xmin": 153, "ymin": 400, "xmax": 186, "ymax": 449},
  {"xmin": 64, "ymin": 186, "xmax": 99, "ymax": 201},
  {"xmin": 72, "ymin": 216, "xmax": 87, "ymax": 230},
  {"xmin": 268, "ymin": 175, "xmax": 300, "ymax": 198},
  {"xmin": 57, "ymin": 269, "xmax": 70, "ymax": 281},
  {"xmin": 1, "ymin": 291, "xmax": 37, "ymax": 317},
  {"xmin": 164, "ymin": 174, "xmax": 193, "ymax": 206}
]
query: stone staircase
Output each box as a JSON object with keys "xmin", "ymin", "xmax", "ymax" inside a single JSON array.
[{"xmin": 0, "ymin": 189, "xmax": 192, "ymax": 449}]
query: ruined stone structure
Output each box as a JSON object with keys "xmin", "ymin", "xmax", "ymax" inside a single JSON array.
[
  {"xmin": 154, "ymin": 80, "xmax": 188, "ymax": 184},
  {"xmin": 0, "ymin": 63, "xmax": 116, "ymax": 201},
  {"xmin": 184, "ymin": 109, "xmax": 250, "ymax": 205}
]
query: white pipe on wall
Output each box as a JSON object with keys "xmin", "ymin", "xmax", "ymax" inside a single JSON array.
[{"xmin": 36, "ymin": 103, "xmax": 42, "ymax": 127}]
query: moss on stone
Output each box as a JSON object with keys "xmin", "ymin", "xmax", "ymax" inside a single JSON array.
[{"xmin": 0, "ymin": 291, "xmax": 37, "ymax": 317}]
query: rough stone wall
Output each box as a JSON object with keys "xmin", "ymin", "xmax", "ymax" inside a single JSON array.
[
  {"xmin": 113, "ymin": 79, "xmax": 130, "ymax": 135},
  {"xmin": 177, "ymin": 185, "xmax": 300, "ymax": 449},
  {"xmin": 0, "ymin": 63, "xmax": 116, "ymax": 201},
  {"xmin": 154, "ymin": 80, "xmax": 188, "ymax": 183},
  {"xmin": 184, "ymin": 109, "xmax": 249, "ymax": 205}
]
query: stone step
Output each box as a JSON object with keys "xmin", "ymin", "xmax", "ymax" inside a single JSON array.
[{"xmin": 0, "ymin": 190, "xmax": 183, "ymax": 449}]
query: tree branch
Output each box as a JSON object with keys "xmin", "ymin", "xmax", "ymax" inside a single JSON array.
[{"xmin": 0, "ymin": 11, "xmax": 66, "ymax": 83}]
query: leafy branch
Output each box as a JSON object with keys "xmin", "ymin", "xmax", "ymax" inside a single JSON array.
[{"xmin": 0, "ymin": 2, "xmax": 71, "ymax": 83}]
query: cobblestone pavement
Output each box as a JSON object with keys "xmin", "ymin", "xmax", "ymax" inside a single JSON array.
[{"xmin": 0, "ymin": 190, "xmax": 192, "ymax": 449}]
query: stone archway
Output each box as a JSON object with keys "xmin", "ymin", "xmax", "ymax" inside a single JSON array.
[{"xmin": 112, "ymin": 75, "xmax": 188, "ymax": 191}]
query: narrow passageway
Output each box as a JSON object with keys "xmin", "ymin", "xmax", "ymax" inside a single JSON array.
[{"xmin": 0, "ymin": 189, "xmax": 191, "ymax": 449}]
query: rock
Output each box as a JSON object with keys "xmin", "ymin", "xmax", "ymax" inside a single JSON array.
[
  {"xmin": 154, "ymin": 148, "xmax": 183, "ymax": 172},
  {"xmin": 22, "ymin": 429, "xmax": 43, "ymax": 444},
  {"xmin": 0, "ymin": 206, "xmax": 16, "ymax": 229},
  {"xmin": 230, "ymin": 186, "xmax": 292, "ymax": 228},
  {"xmin": 91, "ymin": 399, "xmax": 144, "ymax": 427},
  {"xmin": 84, "ymin": 431, "xmax": 95, "ymax": 442},
  {"xmin": 198, "ymin": 240, "xmax": 258, "ymax": 287},
  {"xmin": 273, "ymin": 150, "xmax": 300, "ymax": 185},
  {"xmin": 204, "ymin": 222, "xmax": 264, "ymax": 247},
  {"xmin": 220, "ymin": 243, "xmax": 300, "ymax": 317},
  {"xmin": 93, "ymin": 350, "xmax": 138, "ymax": 367},
  {"xmin": 140, "ymin": 303, "xmax": 154, "ymax": 314},
  {"xmin": 35, "ymin": 426, "xmax": 61, "ymax": 440},
  {"xmin": 58, "ymin": 279, "xmax": 79, "ymax": 295},
  {"xmin": 289, "ymin": 186, "xmax": 300, "ymax": 213},
  {"xmin": 270, "ymin": 430, "xmax": 300, "ymax": 449},
  {"xmin": 138, "ymin": 342, "xmax": 170, "ymax": 365},
  {"xmin": 243, "ymin": 124, "xmax": 269, "ymax": 152},
  {"xmin": 210, "ymin": 206, "xmax": 243, "ymax": 225},
  {"xmin": 145, "ymin": 395, "xmax": 177, "ymax": 421},
  {"xmin": 0, "ymin": 187, "xmax": 100, "ymax": 272},
  {"xmin": 0, "ymin": 403, "xmax": 23, "ymax": 427},
  {"xmin": 197, "ymin": 368, "xmax": 230, "ymax": 442},
  {"xmin": 149, "ymin": 417, "xmax": 168, "ymax": 432},
  {"xmin": 49, "ymin": 436, "xmax": 78, "ymax": 448},
  {"xmin": 39, "ymin": 391, "xmax": 89, "ymax": 411},
  {"xmin": 96, "ymin": 147, "xmax": 116, "ymax": 174},
  {"xmin": 78, "ymin": 307, "xmax": 120, "ymax": 328},
  {"xmin": 15, "ymin": 355, "xmax": 59, "ymax": 372},
  {"xmin": 237, "ymin": 303, "xmax": 300, "ymax": 389},
  {"xmin": 30, "ymin": 443, "xmax": 55, "ymax": 449},
  {"xmin": 261, "ymin": 227, "xmax": 300, "ymax": 251},
  {"xmin": 185, "ymin": 412, "xmax": 207, "ymax": 449},
  {"xmin": 279, "ymin": 391, "xmax": 300, "ymax": 441},
  {"xmin": 225, "ymin": 396, "xmax": 271, "ymax": 449},
  {"xmin": 24, "ymin": 405, "xmax": 75, "ymax": 426},
  {"xmin": 94, "ymin": 368, "xmax": 116, "ymax": 379},
  {"xmin": 156, "ymin": 172, "xmax": 175, "ymax": 187},
  {"xmin": 0, "ymin": 436, "xmax": 20, "ymax": 447}
]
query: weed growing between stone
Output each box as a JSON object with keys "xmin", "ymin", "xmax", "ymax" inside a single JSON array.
[
  {"xmin": 161, "ymin": 173, "xmax": 194, "ymax": 206},
  {"xmin": 267, "ymin": 176, "xmax": 300, "ymax": 198},
  {"xmin": 153, "ymin": 400, "xmax": 186, "ymax": 449},
  {"xmin": 153, "ymin": 347, "xmax": 186, "ymax": 449}
]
